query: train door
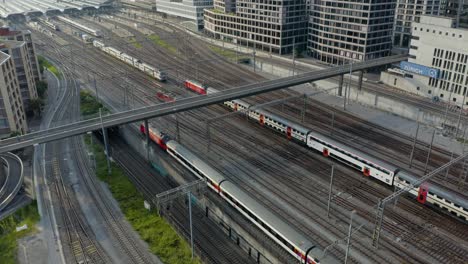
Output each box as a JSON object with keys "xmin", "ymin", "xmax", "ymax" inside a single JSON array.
[
  {"xmin": 417, "ymin": 184, "xmax": 428, "ymax": 204},
  {"xmin": 286, "ymin": 127, "xmax": 292, "ymax": 140},
  {"xmin": 234, "ymin": 103, "xmax": 238, "ymax": 111},
  {"xmin": 260, "ymin": 115, "xmax": 265, "ymax": 125},
  {"xmin": 323, "ymin": 148, "xmax": 329, "ymax": 157}
]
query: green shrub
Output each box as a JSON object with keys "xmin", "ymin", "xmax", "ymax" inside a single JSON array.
[{"xmin": 0, "ymin": 201, "xmax": 40, "ymax": 264}]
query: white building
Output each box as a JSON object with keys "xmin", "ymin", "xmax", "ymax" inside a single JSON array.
[
  {"xmin": 0, "ymin": 50, "xmax": 28, "ymax": 137},
  {"xmin": 156, "ymin": 0, "xmax": 213, "ymax": 30},
  {"xmin": 393, "ymin": 0, "xmax": 440, "ymax": 49},
  {"xmin": 381, "ymin": 15, "xmax": 468, "ymax": 105}
]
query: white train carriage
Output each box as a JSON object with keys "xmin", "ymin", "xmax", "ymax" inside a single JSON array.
[
  {"xmin": 105, "ymin": 47, "xmax": 122, "ymax": 58},
  {"xmin": 395, "ymin": 170, "xmax": 468, "ymax": 220},
  {"xmin": 165, "ymin": 140, "xmax": 225, "ymax": 191},
  {"xmin": 120, "ymin": 53, "xmax": 137, "ymax": 66},
  {"xmin": 220, "ymin": 181, "xmax": 338, "ymax": 264},
  {"xmin": 56, "ymin": 16, "xmax": 102, "ymax": 37},
  {"xmin": 139, "ymin": 63, "xmax": 167, "ymax": 81},
  {"xmin": 249, "ymin": 109, "xmax": 309, "ymax": 142},
  {"xmin": 307, "ymin": 131, "xmax": 398, "ymax": 184},
  {"xmin": 154, "ymin": 70, "xmax": 167, "ymax": 82},
  {"xmin": 206, "ymin": 87, "xmax": 251, "ymax": 112},
  {"xmin": 93, "ymin": 40, "xmax": 105, "ymax": 49}
]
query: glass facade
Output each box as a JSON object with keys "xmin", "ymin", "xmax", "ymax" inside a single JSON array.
[{"xmin": 308, "ymin": 0, "xmax": 396, "ymax": 64}]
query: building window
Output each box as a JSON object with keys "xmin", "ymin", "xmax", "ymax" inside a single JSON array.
[
  {"xmin": 453, "ymin": 97, "xmax": 457, "ymax": 102},
  {"xmin": 428, "ymin": 90, "xmax": 432, "ymax": 94},
  {"xmin": 417, "ymin": 86, "xmax": 420, "ymax": 90},
  {"xmin": 440, "ymin": 93, "xmax": 444, "ymax": 98}
]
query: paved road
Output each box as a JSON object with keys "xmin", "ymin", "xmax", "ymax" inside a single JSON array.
[
  {"xmin": 0, "ymin": 54, "xmax": 407, "ymax": 153},
  {"xmin": 0, "ymin": 152, "xmax": 24, "ymax": 212}
]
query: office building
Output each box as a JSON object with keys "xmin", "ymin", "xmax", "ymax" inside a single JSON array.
[
  {"xmin": 204, "ymin": 0, "xmax": 308, "ymax": 54},
  {"xmin": 442, "ymin": 0, "xmax": 468, "ymax": 27},
  {"xmin": 409, "ymin": 16, "xmax": 468, "ymax": 103},
  {"xmin": 0, "ymin": 40, "xmax": 38, "ymax": 113},
  {"xmin": 0, "ymin": 50, "xmax": 28, "ymax": 137},
  {"xmin": 307, "ymin": 0, "xmax": 396, "ymax": 64},
  {"xmin": 381, "ymin": 16, "xmax": 468, "ymax": 104},
  {"xmin": 156, "ymin": 0, "xmax": 214, "ymax": 30},
  {"xmin": 393, "ymin": 0, "xmax": 440, "ymax": 48},
  {"xmin": 0, "ymin": 27, "xmax": 41, "ymax": 84}
]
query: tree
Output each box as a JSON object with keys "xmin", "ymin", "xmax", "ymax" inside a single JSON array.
[
  {"xmin": 36, "ymin": 81, "xmax": 48, "ymax": 98},
  {"xmin": 30, "ymin": 98, "xmax": 44, "ymax": 116}
]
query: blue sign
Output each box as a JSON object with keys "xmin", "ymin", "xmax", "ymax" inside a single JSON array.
[{"xmin": 400, "ymin": 61, "xmax": 440, "ymax": 78}]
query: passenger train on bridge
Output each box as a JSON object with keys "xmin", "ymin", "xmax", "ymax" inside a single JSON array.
[{"xmin": 181, "ymin": 79, "xmax": 468, "ymax": 221}]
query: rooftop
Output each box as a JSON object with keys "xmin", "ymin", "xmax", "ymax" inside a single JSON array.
[{"xmin": 0, "ymin": 0, "xmax": 113, "ymax": 19}]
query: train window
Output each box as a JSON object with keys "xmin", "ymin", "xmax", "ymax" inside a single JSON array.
[{"xmin": 454, "ymin": 203, "xmax": 461, "ymax": 208}]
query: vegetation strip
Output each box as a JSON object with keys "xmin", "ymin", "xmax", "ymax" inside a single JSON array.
[
  {"xmin": 129, "ymin": 37, "xmax": 143, "ymax": 49},
  {"xmin": 38, "ymin": 55, "xmax": 61, "ymax": 78},
  {"xmin": 148, "ymin": 34, "xmax": 177, "ymax": 54},
  {"xmin": 81, "ymin": 92, "xmax": 200, "ymax": 264},
  {"xmin": 0, "ymin": 201, "xmax": 40, "ymax": 264},
  {"xmin": 209, "ymin": 45, "xmax": 249, "ymax": 62}
]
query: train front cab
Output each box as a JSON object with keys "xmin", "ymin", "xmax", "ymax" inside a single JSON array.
[{"xmin": 417, "ymin": 184, "xmax": 428, "ymax": 204}]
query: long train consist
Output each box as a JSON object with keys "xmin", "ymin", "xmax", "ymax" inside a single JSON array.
[
  {"xmin": 183, "ymin": 80, "xmax": 468, "ymax": 221},
  {"xmin": 139, "ymin": 124, "xmax": 339, "ymax": 264},
  {"xmin": 56, "ymin": 16, "xmax": 102, "ymax": 37},
  {"xmin": 92, "ymin": 40, "xmax": 167, "ymax": 81},
  {"xmin": 37, "ymin": 18, "xmax": 60, "ymax": 31}
]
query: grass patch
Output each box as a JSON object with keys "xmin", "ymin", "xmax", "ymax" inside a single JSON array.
[
  {"xmin": 80, "ymin": 90, "xmax": 108, "ymax": 118},
  {"xmin": 38, "ymin": 55, "xmax": 61, "ymax": 78},
  {"xmin": 84, "ymin": 136, "xmax": 201, "ymax": 264},
  {"xmin": 209, "ymin": 45, "xmax": 249, "ymax": 62},
  {"xmin": 148, "ymin": 34, "xmax": 177, "ymax": 54},
  {"xmin": 129, "ymin": 37, "xmax": 143, "ymax": 49},
  {"xmin": 0, "ymin": 201, "xmax": 40, "ymax": 264}
]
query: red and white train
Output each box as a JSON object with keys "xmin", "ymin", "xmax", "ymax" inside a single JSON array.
[
  {"xmin": 140, "ymin": 122, "xmax": 339, "ymax": 264},
  {"xmin": 182, "ymin": 79, "xmax": 468, "ymax": 221}
]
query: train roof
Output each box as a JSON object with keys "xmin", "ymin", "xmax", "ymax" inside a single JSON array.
[
  {"xmin": 307, "ymin": 130, "xmax": 400, "ymax": 173},
  {"xmin": 185, "ymin": 79, "xmax": 206, "ymax": 88},
  {"xmin": 254, "ymin": 108, "xmax": 311, "ymax": 134},
  {"xmin": 220, "ymin": 181, "xmax": 316, "ymax": 252},
  {"xmin": 397, "ymin": 170, "xmax": 468, "ymax": 209},
  {"xmin": 106, "ymin": 46, "xmax": 121, "ymax": 54},
  {"xmin": 166, "ymin": 140, "xmax": 226, "ymax": 185}
]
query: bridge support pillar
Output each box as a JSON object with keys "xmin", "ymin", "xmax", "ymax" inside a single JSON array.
[
  {"xmin": 358, "ymin": 71, "xmax": 364, "ymax": 91},
  {"xmin": 145, "ymin": 119, "xmax": 150, "ymax": 161},
  {"xmin": 100, "ymin": 108, "xmax": 111, "ymax": 175},
  {"xmin": 338, "ymin": 75, "xmax": 344, "ymax": 96}
]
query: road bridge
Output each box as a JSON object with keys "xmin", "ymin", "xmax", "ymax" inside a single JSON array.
[{"xmin": 0, "ymin": 54, "xmax": 407, "ymax": 153}]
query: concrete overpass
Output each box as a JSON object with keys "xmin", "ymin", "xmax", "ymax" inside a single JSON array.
[{"xmin": 0, "ymin": 54, "xmax": 407, "ymax": 153}]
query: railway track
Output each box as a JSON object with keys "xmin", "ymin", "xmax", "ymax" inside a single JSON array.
[
  {"xmin": 102, "ymin": 12, "xmax": 468, "ymax": 195},
  {"xmin": 29, "ymin": 20, "xmax": 468, "ymax": 263},
  {"xmin": 34, "ymin": 29, "xmax": 157, "ymax": 264},
  {"xmin": 110, "ymin": 134, "xmax": 258, "ymax": 264},
  {"xmin": 45, "ymin": 53, "xmax": 111, "ymax": 263}
]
